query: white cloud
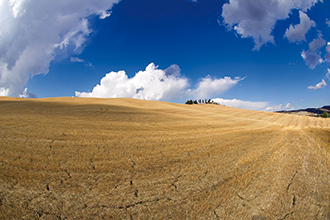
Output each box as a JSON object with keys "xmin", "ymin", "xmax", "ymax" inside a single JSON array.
[
  {"xmin": 222, "ymin": 0, "xmax": 320, "ymax": 50},
  {"xmin": 326, "ymin": 19, "xmax": 330, "ymax": 27},
  {"xmin": 284, "ymin": 103, "xmax": 293, "ymax": 109},
  {"xmin": 164, "ymin": 64, "xmax": 181, "ymax": 77},
  {"xmin": 99, "ymin": 10, "xmax": 112, "ymax": 19},
  {"xmin": 326, "ymin": 68, "xmax": 330, "ymax": 80},
  {"xmin": 306, "ymin": 68, "xmax": 330, "ymax": 90},
  {"xmin": 70, "ymin": 56, "xmax": 92, "ymax": 67},
  {"xmin": 75, "ymin": 63, "xmax": 243, "ymax": 101},
  {"xmin": 325, "ymin": 42, "xmax": 330, "ymax": 62},
  {"xmin": 191, "ymin": 76, "xmax": 243, "ymax": 99},
  {"xmin": 19, "ymin": 88, "xmax": 37, "ymax": 98},
  {"xmin": 308, "ymin": 79, "xmax": 327, "ymax": 90},
  {"xmin": 308, "ymin": 34, "xmax": 327, "ymax": 51},
  {"xmin": 265, "ymin": 103, "xmax": 294, "ymax": 111},
  {"xmin": 86, "ymin": 62, "xmax": 93, "ymax": 67},
  {"xmin": 70, "ymin": 57, "xmax": 84, "ymax": 63},
  {"xmin": 212, "ymin": 98, "xmax": 268, "ymax": 110},
  {"xmin": 284, "ymin": 11, "xmax": 315, "ymax": 43},
  {"xmin": 0, "ymin": 0, "xmax": 120, "ymax": 97},
  {"xmin": 301, "ymin": 34, "xmax": 326, "ymax": 69},
  {"xmin": 76, "ymin": 63, "xmax": 189, "ymax": 100}
]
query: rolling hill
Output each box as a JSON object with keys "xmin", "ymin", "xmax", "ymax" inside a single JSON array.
[
  {"xmin": 0, "ymin": 97, "xmax": 330, "ymax": 219},
  {"xmin": 277, "ymin": 105, "xmax": 330, "ymax": 116}
]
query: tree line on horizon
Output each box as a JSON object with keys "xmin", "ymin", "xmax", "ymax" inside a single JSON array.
[{"xmin": 185, "ymin": 99, "xmax": 217, "ymax": 105}]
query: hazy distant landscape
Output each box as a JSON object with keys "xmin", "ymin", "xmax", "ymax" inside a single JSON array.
[
  {"xmin": 1, "ymin": 97, "xmax": 330, "ymax": 219},
  {"xmin": 277, "ymin": 105, "xmax": 330, "ymax": 118}
]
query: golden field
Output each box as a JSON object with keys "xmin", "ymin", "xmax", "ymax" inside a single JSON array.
[{"xmin": 0, "ymin": 97, "xmax": 330, "ymax": 219}]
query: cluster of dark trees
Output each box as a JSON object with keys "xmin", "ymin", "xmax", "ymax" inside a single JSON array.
[
  {"xmin": 185, "ymin": 99, "xmax": 214, "ymax": 105},
  {"xmin": 320, "ymin": 112, "xmax": 329, "ymax": 118}
]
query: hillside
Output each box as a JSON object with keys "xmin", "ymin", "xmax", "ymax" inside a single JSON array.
[
  {"xmin": 0, "ymin": 97, "xmax": 330, "ymax": 219},
  {"xmin": 277, "ymin": 105, "xmax": 330, "ymax": 116}
]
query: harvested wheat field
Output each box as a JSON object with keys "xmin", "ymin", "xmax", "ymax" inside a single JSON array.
[{"xmin": 1, "ymin": 97, "xmax": 330, "ymax": 219}]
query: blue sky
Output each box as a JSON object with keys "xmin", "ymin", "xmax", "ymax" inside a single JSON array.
[{"xmin": 1, "ymin": 0, "xmax": 330, "ymax": 110}]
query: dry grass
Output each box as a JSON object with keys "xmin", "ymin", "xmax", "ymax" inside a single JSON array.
[{"xmin": 0, "ymin": 97, "xmax": 330, "ymax": 219}]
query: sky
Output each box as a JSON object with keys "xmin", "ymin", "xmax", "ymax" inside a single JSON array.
[{"xmin": 0, "ymin": 0, "xmax": 330, "ymax": 111}]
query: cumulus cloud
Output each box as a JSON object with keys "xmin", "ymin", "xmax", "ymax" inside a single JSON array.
[
  {"xmin": 191, "ymin": 76, "xmax": 243, "ymax": 99},
  {"xmin": 164, "ymin": 64, "xmax": 181, "ymax": 77},
  {"xmin": 19, "ymin": 88, "xmax": 37, "ymax": 98},
  {"xmin": 301, "ymin": 34, "xmax": 326, "ymax": 69},
  {"xmin": 212, "ymin": 98, "xmax": 268, "ymax": 110},
  {"xmin": 327, "ymin": 19, "xmax": 330, "ymax": 27},
  {"xmin": 222, "ymin": 0, "xmax": 320, "ymax": 50},
  {"xmin": 265, "ymin": 103, "xmax": 294, "ymax": 111},
  {"xmin": 0, "ymin": 0, "xmax": 120, "ymax": 97},
  {"xmin": 308, "ymin": 79, "xmax": 327, "ymax": 90},
  {"xmin": 284, "ymin": 11, "xmax": 315, "ymax": 43},
  {"xmin": 75, "ymin": 63, "xmax": 243, "ymax": 101},
  {"xmin": 76, "ymin": 63, "xmax": 189, "ymax": 100}
]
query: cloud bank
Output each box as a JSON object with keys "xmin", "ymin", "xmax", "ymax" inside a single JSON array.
[
  {"xmin": 222, "ymin": 0, "xmax": 320, "ymax": 50},
  {"xmin": 211, "ymin": 98, "xmax": 296, "ymax": 112},
  {"xmin": 76, "ymin": 63, "xmax": 243, "ymax": 101},
  {"xmin": 265, "ymin": 103, "xmax": 294, "ymax": 111},
  {"xmin": 76, "ymin": 63, "xmax": 188, "ymax": 100},
  {"xmin": 0, "ymin": 0, "xmax": 120, "ymax": 97},
  {"xmin": 212, "ymin": 98, "xmax": 268, "ymax": 110}
]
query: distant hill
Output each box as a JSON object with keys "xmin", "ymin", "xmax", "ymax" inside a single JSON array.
[{"xmin": 277, "ymin": 105, "xmax": 330, "ymax": 116}]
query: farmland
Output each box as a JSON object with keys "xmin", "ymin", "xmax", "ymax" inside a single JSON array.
[{"xmin": 0, "ymin": 97, "xmax": 330, "ymax": 219}]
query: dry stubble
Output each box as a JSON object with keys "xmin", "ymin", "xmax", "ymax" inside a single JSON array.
[{"xmin": 0, "ymin": 97, "xmax": 330, "ymax": 219}]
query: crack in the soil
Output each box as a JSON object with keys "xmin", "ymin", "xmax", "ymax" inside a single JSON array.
[
  {"xmin": 131, "ymin": 160, "xmax": 136, "ymax": 169},
  {"xmin": 212, "ymin": 176, "xmax": 234, "ymax": 190},
  {"xmin": 237, "ymin": 193, "xmax": 245, "ymax": 201},
  {"xmin": 118, "ymin": 198, "xmax": 161, "ymax": 210},
  {"xmin": 214, "ymin": 210, "xmax": 220, "ymax": 220},
  {"xmin": 286, "ymin": 171, "xmax": 298, "ymax": 191},
  {"xmin": 171, "ymin": 175, "xmax": 182, "ymax": 189},
  {"xmin": 292, "ymin": 194, "xmax": 296, "ymax": 206},
  {"xmin": 279, "ymin": 211, "xmax": 294, "ymax": 220}
]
